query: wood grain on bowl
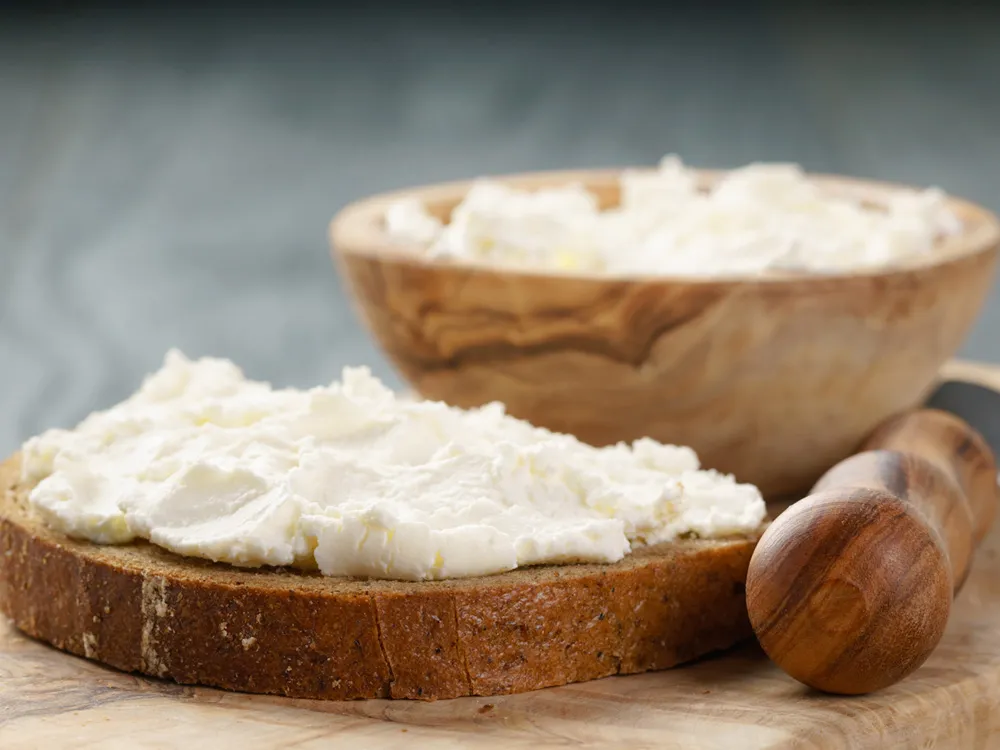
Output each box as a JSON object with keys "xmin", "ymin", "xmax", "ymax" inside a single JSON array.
[{"xmin": 330, "ymin": 169, "xmax": 1000, "ymax": 498}]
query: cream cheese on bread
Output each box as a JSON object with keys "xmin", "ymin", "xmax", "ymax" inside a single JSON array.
[{"xmin": 20, "ymin": 350, "xmax": 766, "ymax": 581}]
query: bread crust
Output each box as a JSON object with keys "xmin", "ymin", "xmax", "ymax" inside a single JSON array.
[{"xmin": 0, "ymin": 455, "xmax": 760, "ymax": 700}]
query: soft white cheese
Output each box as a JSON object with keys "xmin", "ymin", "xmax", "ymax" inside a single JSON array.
[
  {"xmin": 384, "ymin": 155, "xmax": 963, "ymax": 275},
  {"xmin": 21, "ymin": 350, "xmax": 766, "ymax": 581}
]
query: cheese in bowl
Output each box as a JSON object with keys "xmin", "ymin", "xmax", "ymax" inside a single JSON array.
[{"xmin": 383, "ymin": 156, "xmax": 963, "ymax": 276}]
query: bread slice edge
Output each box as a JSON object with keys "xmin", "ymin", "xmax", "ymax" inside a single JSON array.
[{"xmin": 0, "ymin": 454, "xmax": 762, "ymax": 700}]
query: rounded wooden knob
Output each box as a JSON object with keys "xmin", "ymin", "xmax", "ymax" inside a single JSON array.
[{"xmin": 746, "ymin": 409, "xmax": 998, "ymax": 695}]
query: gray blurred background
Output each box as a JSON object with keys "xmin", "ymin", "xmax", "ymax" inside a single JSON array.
[{"xmin": 1, "ymin": 1, "xmax": 998, "ymax": 453}]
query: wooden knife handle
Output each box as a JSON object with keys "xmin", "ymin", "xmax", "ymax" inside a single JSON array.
[
  {"xmin": 745, "ymin": 408, "xmax": 999, "ymax": 695},
  {"xmin": 861, "ymin": 409, "xmax": 998, "ymax": 546}
]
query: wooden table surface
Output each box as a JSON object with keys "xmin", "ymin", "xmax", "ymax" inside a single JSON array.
[{"xmin": 1, "ymin": 361, "xmax": 999, "ymax": 750}]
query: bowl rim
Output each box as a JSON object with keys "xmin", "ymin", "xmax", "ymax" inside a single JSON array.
[{"xmin": 328, "ymin": 166, "xmax": 1000, "ymax": 284}]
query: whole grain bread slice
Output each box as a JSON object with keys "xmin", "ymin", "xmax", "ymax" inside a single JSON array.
[{"xmin": 0, "ymin": 454, "xmax": 763, "ymax": 701}]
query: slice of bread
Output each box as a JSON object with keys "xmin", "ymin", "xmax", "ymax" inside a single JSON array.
[{"xmin": 0, "ymin": 454, "xmax": 763, "ymax": 701}]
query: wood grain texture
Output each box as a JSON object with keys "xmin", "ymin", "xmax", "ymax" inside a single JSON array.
[
  {"xmin": 862, "ymin": 409, "xmax": 1000, "ymax": 543},
  {"xmin": 747, "ymin": 485, "xmax": 956, "ymax": 695},
  {"xmin": 816, "ymin": 450, "xmax": 976, "ymax": 589},
  {"xmin": 747, "ymin": 408, "xmax": 997, "ymax": 695},
  {"xmin": 2, "ymin": 360, "xmax": 1000, "ymax": 749},
  {"xmin": 331, "ymin": 170, "xmax": 1000, "ymax": 498}
]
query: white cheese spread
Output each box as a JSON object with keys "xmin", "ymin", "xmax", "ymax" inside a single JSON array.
[
  {"xmin": 384, "ymin": 155, "xmax": 963, "ymax": 275},
  {"xmin": 20, "ymin": 350, "xmax": 766, "ymax": 581}
]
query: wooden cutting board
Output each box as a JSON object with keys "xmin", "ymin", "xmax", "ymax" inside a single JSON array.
[{"xmin": 2, "ymin": 360, "xmax": 999, "ymax": 750}]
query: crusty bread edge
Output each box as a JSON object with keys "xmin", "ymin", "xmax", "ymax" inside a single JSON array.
[{"xmin": 0, "ymin": 454, "xmax": 762, "ymax": 701}]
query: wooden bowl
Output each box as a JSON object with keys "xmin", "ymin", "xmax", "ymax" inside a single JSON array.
[{"xmin": 328, "ymin": 168, "xmax": 1000, "ymax": 498}]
